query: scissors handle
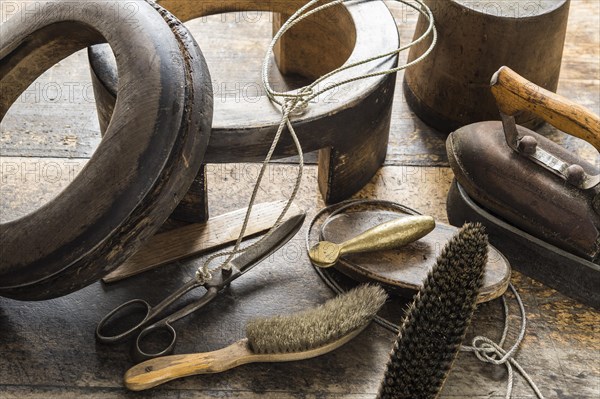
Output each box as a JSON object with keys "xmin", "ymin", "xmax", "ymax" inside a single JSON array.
[
  {"xmin": 96, "ymin": 279, "xmax": 202, "ymax": 344},
  {"xmin": 96, "ymin": 298, "xmax": 152, "ymax": 344},
  {"xmin": 131, "ymin": 286, "xmax": 220, "ymax": 361},
  {"xmin": 133, "ymin": 321, "xmax": 177, "ymax": 362}
]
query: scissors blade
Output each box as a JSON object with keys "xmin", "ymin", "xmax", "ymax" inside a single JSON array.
[{"xmin": 229, "ymin": 212, "xmax": 306, "ymax": 274}]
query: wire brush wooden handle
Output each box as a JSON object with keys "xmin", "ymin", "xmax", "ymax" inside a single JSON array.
[
  {"xmin": 124, "ymin": 341, "xmax": 253, "ymax": 391},
  {"xmin": 491, "ymin": 66, "xmax": 600, "ymax": 151},
  {"xmin": 124, "ymin": 327, "xmax": 365, "ymax": 390}
]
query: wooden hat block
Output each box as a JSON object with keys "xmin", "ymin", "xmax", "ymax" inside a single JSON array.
[
  {"xmin": 89, "ymin": 0, "xmax": 400, "ymax": 222},
  {"xmin": 0, "ymin": 1, "xmax": 212, "ymax": 299},
  {"xmin": 403, "ymin": 0, "xmax": 570, "ymax": 133}
]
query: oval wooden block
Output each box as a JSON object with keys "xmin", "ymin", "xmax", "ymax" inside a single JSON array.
[
  {"xmin": 0, "ymin": 0, "xmax": 212, "ymax": 300},
  {"xmin": 88, "ymin": 0, "xmax": 399, "ymax": 222},
  {"xmin": 321, "ymin": 211, "xmax": 511, "ymax": 303}
]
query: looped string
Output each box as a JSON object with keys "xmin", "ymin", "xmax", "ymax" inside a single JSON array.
[
  {"xmin": 195, "ymin": 0, "xmax": 436, "ymax": 284},
  {"xmin": 282, "ymin": 87, "xmax": 312, "ymax": 116},
  {"xmin": 195, "ymin": 101, "xmax": 304, "ymax": 282},
  {"xmin": 472, "ymin": 337, "xmax": 510, "ymax": 364},
  {"xmin": 461, "ymin": 284, "xmax": 545, "ymax": 399},
  {"xmin": 194, "ymin": 267, "xmax": 212, "ymax": 283},
  {"xmin": 263, "ymin": 0, "xmax": 437, "ymax": 106}
]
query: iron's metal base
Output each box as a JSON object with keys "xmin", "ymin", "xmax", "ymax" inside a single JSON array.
[{"xmin": 447, "ymin": 180, "xmax": 600, "ymax": 309}]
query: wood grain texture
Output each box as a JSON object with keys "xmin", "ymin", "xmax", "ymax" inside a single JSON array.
[
  {"xmin": 491, "ymin": 66, "xmax": 600, "ymax": 150},
  {"xmin": 403, "ymin": 0, "xmax": 571, "ymax": 132},
  {"xmin": 1, "ymin": 0, "xmax": 599, "ymax": 398},
  {"xmin": 87, "ymin": 0, "xmax": 399, "ymax": 211},
  {"xmin": 0, "ymin": 0, "xmax": 213, "ymax": 300},
  {"xmin": 103, "ymin": 201, "xmax": 303, "ymax": 283}
]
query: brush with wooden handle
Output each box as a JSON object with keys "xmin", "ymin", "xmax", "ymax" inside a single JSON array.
[
  {"xmin": 124, "ymin": 285, "xmax": 387, "ymax": 391},
  {"xmin": 309, "ymin": 215, "xmax": 435, "ymax": 268}
]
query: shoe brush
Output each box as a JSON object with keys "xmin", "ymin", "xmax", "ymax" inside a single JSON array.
[
  {"xmin": 377, "ymin": 223, "xmax": 488, "ymax": 399},
  {"xmin": 124, "ymin": 284, "xmax": 387, "ymax": 391},
  {"xmin": 309, "ymin": 215, "xmax": 435, "ymax": 268}
]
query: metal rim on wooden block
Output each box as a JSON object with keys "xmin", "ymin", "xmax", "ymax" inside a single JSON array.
[{"xmin": 0, "ymin": 0, "xmax": 213, "ymax": 300}]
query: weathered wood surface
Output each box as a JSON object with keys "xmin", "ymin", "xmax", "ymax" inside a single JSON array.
[
  {"xmin": 88, "ymin": 0, "xmax": 399, "ymax": 209},
  {"xmin": 1, "ymin": 164, "xmax": 599, "ymax": 398},
  {"xmin": 1, "ymin": 1, "xmax": 599, "ymax": 398},
  {"xmin": 0, "ymin": 0, "xmax": 213, "ymax": 300},
  {"xmin": 404, "ymin": 0, "xmax": 571, "ymax": 132}
]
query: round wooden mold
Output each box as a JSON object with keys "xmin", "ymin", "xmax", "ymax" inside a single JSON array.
[
  {"xmin": 404, "ymin": 0, "xmax": 570, "ymax": 133},
  {"xmin": 0, "ymin": 0, "xmax": 213, "ymax": 300},
  {"xmin": 321, "ymin": 210, "xmax": 511, "ymax": 303},
  {"xmin": 88, "ymin": 0, "xmax": 400, "ymax": 222}
]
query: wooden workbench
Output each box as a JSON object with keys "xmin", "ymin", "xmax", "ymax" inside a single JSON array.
[{"xmin": 1, "ymin": 1, "xmax": 598, "ymax": 398}]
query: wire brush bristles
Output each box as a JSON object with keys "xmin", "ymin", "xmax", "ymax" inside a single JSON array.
[
  {"xmin": 377, "ymin": 223, "xmax": 488, "ymax": 399},
  {"xmin": 246, "ymin": 284, "xmax": 387, "ymax": 354}
]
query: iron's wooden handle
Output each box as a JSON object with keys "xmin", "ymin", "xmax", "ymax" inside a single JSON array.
[
  {"xmin": 124, "ymin": 341, "xmax": 254, "ymax": 391},
  {"xmin": 491, "ymin": 66, "xmax": 600, "ymax": 151}
]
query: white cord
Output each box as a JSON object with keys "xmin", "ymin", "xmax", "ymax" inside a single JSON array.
[{"xmin": 196, "ymin": 0, "xmax": 437, "ymax": 282}]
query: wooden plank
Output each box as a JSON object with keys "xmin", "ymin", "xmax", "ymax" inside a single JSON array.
[{"xmin": 103, "ymin": 201, "xmax": 303, "ymax": 283}]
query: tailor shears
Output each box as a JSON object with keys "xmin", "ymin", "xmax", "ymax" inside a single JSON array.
[{"xmin": 96, "ymin": 213, "xmax": 305, "ymax": 360}]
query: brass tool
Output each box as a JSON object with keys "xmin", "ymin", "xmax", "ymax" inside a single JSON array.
[{"xmin": 309, "ymin": 215, "xmax": 435, "ymax": 268}]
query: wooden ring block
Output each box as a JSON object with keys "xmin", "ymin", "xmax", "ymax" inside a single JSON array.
[
  {"xmin": 0, "ymin": 0, "xmax": 212, "ymax": 300},
  {"xmin": 89, "ymin": 0, "xmax": 400, "ymax": 222}
]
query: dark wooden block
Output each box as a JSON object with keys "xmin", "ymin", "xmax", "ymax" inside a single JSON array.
[
  {"xmin": 89, "ymin": 0, "xmax": 400, "ymax": 222},
  {"xmin": 404, "ymin": 0, "xmax": 571, "ymax": 132}
]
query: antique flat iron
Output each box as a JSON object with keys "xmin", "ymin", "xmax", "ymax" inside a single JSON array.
[{"xmin": 446, "ymin": 66, "xmax": 600, "ymax": 309}]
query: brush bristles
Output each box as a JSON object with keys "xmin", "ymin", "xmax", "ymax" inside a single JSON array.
[
  {"xmin": 246, "ymin": 284, "xmax": 387, "ymax": 354},
  {"xmin": 377, "ymin": 223, "xmax": 488, "ymax": 399}
]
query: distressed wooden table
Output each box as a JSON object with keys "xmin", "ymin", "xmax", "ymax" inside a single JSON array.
[{"xmin": 1, "ymin": 1, "xmax": 598, "ymax": 398}]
